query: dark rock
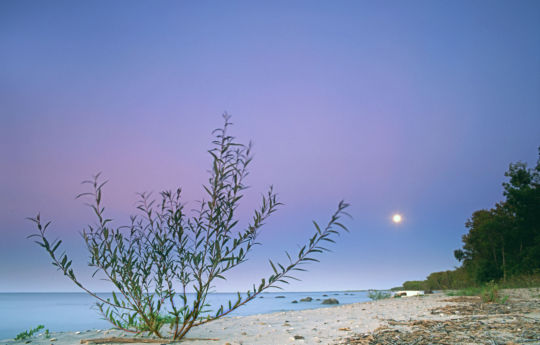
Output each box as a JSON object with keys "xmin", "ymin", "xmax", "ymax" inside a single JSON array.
[
  {"xmin": 291, "ymin": 300, "xmax": 298, "ymax": 303},
  {"xmin": 323, "ymin": 294, "xmax": 328, "ymax": 297},
  {"xmin": 300, "ymin": 297, "xmax": 313, "ymax": 302},
  {"xmin": 293, "ymin": 335, "xmax": 304, "ymax": 340},
  {"xmin": 275, "ymin": 295, "xmax": 286, "ymax": 298},
  {"xmin": 322, "ymin": 298, "xmax": 339, "ymax": 304}
]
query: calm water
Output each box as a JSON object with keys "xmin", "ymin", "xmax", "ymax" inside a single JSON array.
[{"xmin": 0, "ymin": 291, "xmax": 370, "ymax": 339}]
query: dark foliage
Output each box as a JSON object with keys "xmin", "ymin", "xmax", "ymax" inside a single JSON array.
[
  {"xmin": 456, "ymin": 148, "xmax": 540, "ymax": 283},
  {"xmin": 400, "ymin": 148, "xmax": 539, "ymax": 290}
]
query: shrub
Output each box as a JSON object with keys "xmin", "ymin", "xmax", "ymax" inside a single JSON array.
[
  {"xmin": 367, "ymin": 290, "xmax": 391, "ymax": 300},
  {"xmin": 481, "ymin": 281, "xmax": 500, "ymax": 303},
  {"xmin": 14, "ymin": 325, "xmax": 44, "ymax": 340},
  {"xmin": 28, "ymin": 116, "xmax": 350, "ymax": 340}
]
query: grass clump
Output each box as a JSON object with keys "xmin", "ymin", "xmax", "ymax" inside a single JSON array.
[
  {"xmin": 14, "ymin": 325, "xmax": 44, "ymax": 341},
  {"xmin": 480, "ymin": 281, "xmax": 509, "ymax": 303},
  {"xmin": 28, "ymin": 115, "xmax": 350, "ymax": 341},
  {"xmin": 367, "ymin": 290, "xmax": 391, "ymax": 300},
  {"xmin": 447, "ymin": 281, "xmax": 508, "ymax": 304},
  {"xmin": 447, "ymin": 286, "xmax": 483, "ymax": 297}
]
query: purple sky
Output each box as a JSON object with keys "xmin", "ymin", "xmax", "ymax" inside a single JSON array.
[{"xmin": 1, "ymin": 1, "xmax": 539, "ymax": 292}]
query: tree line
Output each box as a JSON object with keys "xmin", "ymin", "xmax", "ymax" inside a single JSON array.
[{"xmin": 402, "ymin": 148, "xmax": 539, "ymax": 291}]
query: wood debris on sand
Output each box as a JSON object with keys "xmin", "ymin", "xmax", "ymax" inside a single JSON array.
[{"xmin": 335, "ymin": 289, "xmax": 540, "ymax": 345}]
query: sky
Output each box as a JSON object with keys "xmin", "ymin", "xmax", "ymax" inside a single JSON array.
[{"xmin": 1, "ymin": 0, "xmax": 539, "ymax": 292}]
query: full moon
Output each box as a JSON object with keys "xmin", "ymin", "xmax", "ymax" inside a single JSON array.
[{"xmin": 392, "ymin": 214, "xmax": 402, "ymax": 223}]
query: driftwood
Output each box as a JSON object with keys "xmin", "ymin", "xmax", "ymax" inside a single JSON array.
[{"xmin": 80, "ymin": 337, "xmax": 219, "ymax": 344}]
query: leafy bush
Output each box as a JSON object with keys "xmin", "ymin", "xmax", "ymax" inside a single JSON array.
[
  {"xmin": 402, "ymin": 280, "xmax": 425, "ymax": 290},
  {"xmin": 14, "ymin": 325, "xmax": 44, "ymax": 340},
  {"xmin": 425, "ymin": 268, "xmax": 473, "ymax": 290},
  {"xmin": 367, "ymin": 290, "xmax": 391, "ymax": 300},
  {"xmin": 29, "ymin": 116, "xmax": 350, "ymax": 340}
]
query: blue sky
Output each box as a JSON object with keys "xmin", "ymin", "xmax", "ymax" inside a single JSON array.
[{"xmin": 1, "ymin": 0, "xmax": 539, "ymax": 292}]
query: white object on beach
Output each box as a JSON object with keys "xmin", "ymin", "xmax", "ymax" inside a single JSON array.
[{"xmin": 395, "ymin": 290, "xmax": 424, "ymax": 297}]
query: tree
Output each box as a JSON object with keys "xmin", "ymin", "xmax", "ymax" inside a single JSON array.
[
  {"xmin": 28, "ymin": 115, "xmax": 350, "ymax": 340},
  {"xmin": 502, "ymin": 150, "xmax": 540, "ymax": 275},
  {"xmin": 454, "ymin": 148, "xmax": 540, "ymax": 283}
]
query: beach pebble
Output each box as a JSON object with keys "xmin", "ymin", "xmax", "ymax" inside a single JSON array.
[
  {"xmin": 289, "ymin": 335, "xmax": 304, "ymax": 341},
  {"xmin": 74, "ymin": 331, "xmax": 81, "ymax": 335},
  {"xmin": 50, "ymin": 338, "xmax": 57, "ymax": 341}
]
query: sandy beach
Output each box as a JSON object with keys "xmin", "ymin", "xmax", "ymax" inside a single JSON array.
[{"xmin": 2, "ymin": 289, "xmax": 539, "ymax": 345}]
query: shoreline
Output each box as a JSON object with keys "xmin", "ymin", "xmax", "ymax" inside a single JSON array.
[
  {"xmin": 3, "ymin": 289, "xmax": 539, "ymax": 345},
  {"xmin": 0, "ymin": 290, "xmax": 372, "ymax": 340}
]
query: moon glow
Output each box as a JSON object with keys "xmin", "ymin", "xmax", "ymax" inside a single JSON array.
[{"xmin": 392, "ymin": 214, "xmax": 402, "ymax": 223}]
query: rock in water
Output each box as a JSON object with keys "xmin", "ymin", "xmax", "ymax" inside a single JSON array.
[
  {"xmin": 322, "ymin": 298, "xmax": 339, "ymax": 304},
  {"xmin": 300, "ymin": 297, "xmax": 313, "ymax": 302}
]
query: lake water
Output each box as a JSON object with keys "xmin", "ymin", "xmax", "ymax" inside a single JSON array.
[{"xmin": 0, "ymin": 291, "xmax": 371, "ymax": 340}]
